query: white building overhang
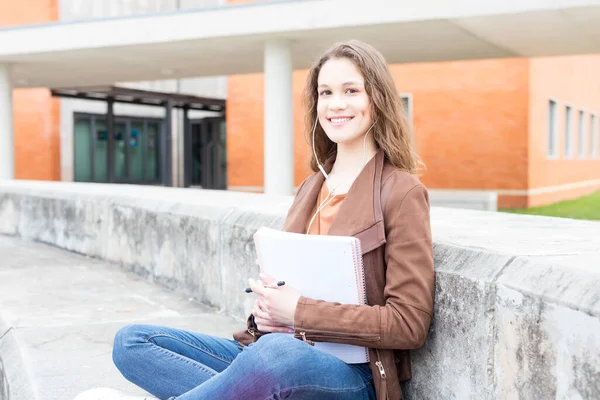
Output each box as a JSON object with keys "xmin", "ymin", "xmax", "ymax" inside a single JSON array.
[{"xmin": 1, "ymin": 0, "xmax": 600, "ymax": 88}]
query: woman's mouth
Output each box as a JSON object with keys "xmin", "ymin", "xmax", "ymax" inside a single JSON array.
[{"xmin": 328, "ymin": 116, "xmax": 354, "ymax": 126}]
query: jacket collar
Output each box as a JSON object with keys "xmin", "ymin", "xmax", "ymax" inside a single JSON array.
[{"xmin": 284, "ymin": 149, "xmax": 386, "ymax": 254}]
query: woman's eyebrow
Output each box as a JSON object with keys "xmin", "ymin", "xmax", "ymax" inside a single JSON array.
[{"xmin": 317, "ymin": 81, "xmax": 363, "ymax": 89}]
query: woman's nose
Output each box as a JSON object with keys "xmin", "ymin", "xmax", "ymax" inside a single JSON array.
[{"xmin": 328, "ymin": 96, "xmax": 346, "ymax": 110}]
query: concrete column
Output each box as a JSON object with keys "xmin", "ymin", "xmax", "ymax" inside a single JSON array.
[
  {"xmin": 264, "ymin": 39, "xmax": 294, "ymax": 195},
  {"xmin": 0, "ymin": 65, "xmax": 14, "ymax": 180}
]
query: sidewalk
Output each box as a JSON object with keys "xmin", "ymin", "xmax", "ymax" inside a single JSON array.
[{"xmin": 0, "ymin": 235, "xmax": 242, "ymax": 400}]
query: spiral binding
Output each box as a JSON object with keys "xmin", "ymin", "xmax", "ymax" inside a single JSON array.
[
  {"xmin": 351, "ymin": 237, "xmax": 370, "ymax": 362},
  {"xmin": 351, "ymin": 238, "xmax": 367, "ymax": 306}
]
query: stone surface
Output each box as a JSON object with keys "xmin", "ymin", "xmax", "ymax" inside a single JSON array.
[
  {"xmin": 493, "ymin": 285, "xmax": 600, "ymax": 400},
  {"xmin": 0, "ymin": 235, "xmax": 241, "ymax": 400},
  {"xmin": 406, "ymin": 245, "xmax": 514, "ymax": 400},
  {"xmin": 428, "ymin": 189, "xmax": 498, "ymax": 211},
  {"xmin": 1, "ymin": 181, "xmax": 599, "ymax": 400},
  {"xmin": 430, "ymin": 206, "xmax": 600, "ymax": 256},
  {"xmin": 493, "ymin": 255, "xmax": 600, "ymax": 400},
  {"xmin": 0, "ymin": 180, "xmax": 293, "ymax": 320}
]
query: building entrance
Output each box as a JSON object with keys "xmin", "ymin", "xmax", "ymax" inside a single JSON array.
[
  {"xmin": 186, "ymin": 117, "xmax": 226, "ymax": 190},
  {"xmin": 53, "ymin": 86, "xmax": 226, "ymax": 187}
]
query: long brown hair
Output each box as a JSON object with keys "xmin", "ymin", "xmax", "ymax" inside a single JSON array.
[{"xmin": 304, "ymin": 40, "xmax": 422, "ymax": 173}]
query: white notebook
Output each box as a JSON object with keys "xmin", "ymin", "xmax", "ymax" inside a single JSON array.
[{"xmin": 253, "ymin": 226, "xmax": 369, "ymax": 364}]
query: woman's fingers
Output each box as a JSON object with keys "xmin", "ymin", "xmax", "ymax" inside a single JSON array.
[
  {"xmin": 254, "ymin": 319, "xmax": 295, "ymax": 333},
  {"xmin": 260, "ymin": 325, "xmax": 295, "ymax": 333},
  {"xmin": 258, "ymin": 272, "xmax": 278, "ymax": 285},
  {"xmin": 253, "ymin": 313, "xmax": 277, "ymax": 326},
  {"xmin": 257, "ymin": 298, "xmax": 268, "ymax": 312},
  {"xmin": 253, "ymin": 302, "xmax": 268, "ymax": 320},
  {"xmin": 248, "ymin": 278, "xmax": 267, "ymax": 297},
  {"xmin": 253, "ymin": 302, "xmax": 280, "ymax": 325},
  {"xmin": 253, "ymin": 299, "xmax": 291, "ymax": 330},
  {"xmin": 253, "ymin": 314, "xmax": 292, "ymax": 329}
]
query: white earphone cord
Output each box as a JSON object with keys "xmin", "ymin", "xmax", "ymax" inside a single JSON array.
[{"xmin": 306, "ymin": 117, "xmax": 377, "ymax": 234}]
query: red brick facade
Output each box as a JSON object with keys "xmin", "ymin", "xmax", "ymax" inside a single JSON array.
[
  {"xmin": 227, "ymin": 56, "xmax": 600, "ymax": 208},
  {"xmin": 1, "ymin": 0, "xmax": 61, "ymax": 181}
]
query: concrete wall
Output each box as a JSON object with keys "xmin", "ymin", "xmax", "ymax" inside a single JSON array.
[
  {"xmin": 0, "ymin": 180, "xmax": 598, "ymax": 399},
  {"xmin": 58, "ymin": 0, "xmax": 228, "ymax": 186}
]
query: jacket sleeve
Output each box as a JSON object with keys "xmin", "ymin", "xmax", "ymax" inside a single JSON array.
[{"xmin": 292, "ymin": 183, "xmax": 435, "ymax": 350}]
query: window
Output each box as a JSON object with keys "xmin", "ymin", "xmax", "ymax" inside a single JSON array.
[
  {"xmin": 547, "ymin": 100, "xmax": 558, "ymax": 158},
  {"xmin": 564, "ymin": 105, "xmax": 572, "ymax": 158},
  {"xmin": 400, "ymin": 94, "xmax": 414, "ymax": 143},
  {"xmin": 592, "ymin": 114, "xmax": 599, "ymax": 160},
  {"xmin": 400, "ymin": 94, "xmax": 413, "ymax": 124},
  {"xmin": 578, "ymin": 110, "xmax": 586, "ymax": 159}
]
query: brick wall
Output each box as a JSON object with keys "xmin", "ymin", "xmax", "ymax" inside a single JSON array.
[
  {"xmin": 227, "ymin": 58, "xmax": 531, "ymax": 202},
  {"xmin": 0, "ymin": 0, "xmax": 57, "ymax": 26},
  {"xmin": 226, "ymin": 71, "xmax": 314, "ymax": 189},
  {"xmin": 527, "ymin": 55, "xmax": 600, "ymax": 207},
  {"xmin": 0, "ymin": 0, "xmax": 61, "ymax": 181},
  {"xmin": 389, "ymin": 59, "xmax": 530, "ymax": 195}
]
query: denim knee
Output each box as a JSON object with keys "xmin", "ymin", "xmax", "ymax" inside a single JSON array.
[
  {"xmin": 253, "ymin": 332, "xmax": 295, "ymax": 349},
  {"xmin": 112, "ymin": 324, "xmax": 146, "ymax": 371},
  {"xmin": 246, "ymin": 333, "xmax": 310, "ymax": 373}
]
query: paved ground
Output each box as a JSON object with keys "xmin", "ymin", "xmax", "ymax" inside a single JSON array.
[{"xmin": 0, "ymin": 235, "xmax": 242, "ymax": 400}]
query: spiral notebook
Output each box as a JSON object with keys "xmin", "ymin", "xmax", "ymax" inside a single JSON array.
[{"xmin": 253, "ymin": 227, "xmax": 369, "ymax": 364}]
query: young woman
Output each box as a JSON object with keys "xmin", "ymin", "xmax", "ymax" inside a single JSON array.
[{"xmin": 74, "ymin": 40, "xmax": 434, "ymax": 400}]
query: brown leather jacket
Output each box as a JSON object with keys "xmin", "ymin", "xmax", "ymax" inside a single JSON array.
[{"xmin": 233, "ymin": 149, "xmax": 435, "ymax": 400}]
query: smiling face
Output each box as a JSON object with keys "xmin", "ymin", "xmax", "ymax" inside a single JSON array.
[{"xmin": 316, "ymin": 57, "xmax": 374, "ymax": 147}]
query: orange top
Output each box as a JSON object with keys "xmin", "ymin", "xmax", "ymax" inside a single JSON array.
[{"xmin": 306, "ymin": 182, "xmax": 347, "ymax": 235}]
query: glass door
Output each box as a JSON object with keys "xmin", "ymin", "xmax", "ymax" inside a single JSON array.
[
  {"xmin": 74, "ymin": 118, "xmax": 92, "ymax": 182},
  {"xmin": 113, "ymin": 120, "xmax": 128, "ymax": 182},
  {"xmin": 93, "ymin": 118, "xmax": 109, "ymax": 182},
  {"xmin": 112, "ymin": 118, "xmax": 160, "ymax": 184},
  {"xmin": 129, "ymin": 121, "xmax": 145, "ymax": 182},
  {"xmin": 188, "ymin": 117, "xmax": 226, "ymax": 189},
  {"xmin": 73, "ymin": 113, "xmax": 162, "ymax": 185},
  {"xmin": 127, "ymin": 119, "xmax": 160, "ymax": 183},
  {"xmin": 145, "ymin": 121, "xmax": 160, "ymax": 183}
]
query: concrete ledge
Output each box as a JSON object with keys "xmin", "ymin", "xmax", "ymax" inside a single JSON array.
[
  {"xmin": 428, "ymin": 189, "xmax": 498, "ymax": 211},
  {"xmin": 0, "ymin": 180, "xmax": 291, "ymax": 321},
  {"xmin": 1, "ymin": 180, "xmax": 599, "ymax": 399},
  {"xmin": 0, "ymin": 327, "xmax": 35, "ymax": 400}
]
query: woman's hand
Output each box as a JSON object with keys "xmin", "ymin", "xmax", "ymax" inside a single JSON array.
[{"xmin": 249, "ymin": 273, "xmax": 301, "ymax": 333}]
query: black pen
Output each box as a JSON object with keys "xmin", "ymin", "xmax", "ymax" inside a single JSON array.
[{"xmin": 244, "ymin": 281, "xmax": 286, "ymax": 293}]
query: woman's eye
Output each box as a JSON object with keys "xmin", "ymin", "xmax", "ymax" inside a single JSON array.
[
  {"xmin": 346, "ymin": 88, "xmax": 358, "ymax": 94},
  {"xmin": 319, "ymin": 90, "xmax": 331, "ymax": 96}
]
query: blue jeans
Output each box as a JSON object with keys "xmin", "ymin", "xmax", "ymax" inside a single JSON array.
[{"xmin": 112, "ymin": 324, "xmax": 376, "ymax": 400}]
